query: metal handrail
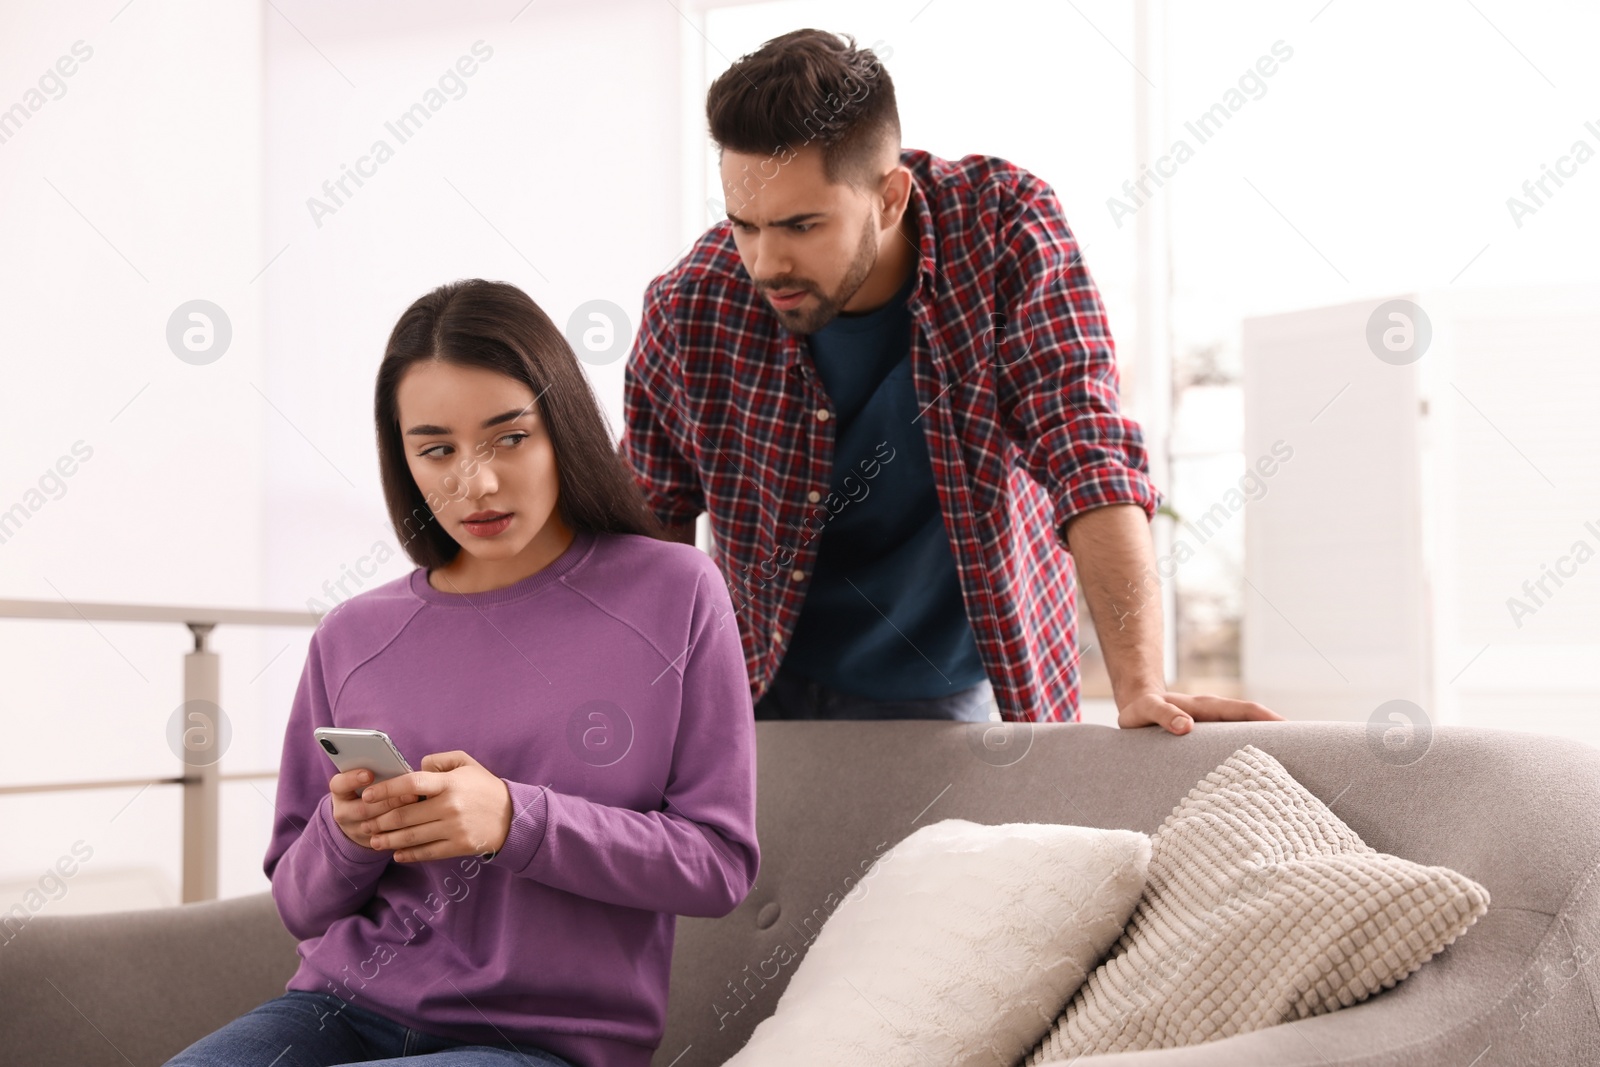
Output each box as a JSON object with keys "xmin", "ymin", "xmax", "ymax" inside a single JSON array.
[
  {"xmin": 0, "ymin": 770, "xmax": 280, "ymax": 797},
  {"xmin": 0, "ymin": 599, "xmax": 319, "ymax": 627},
  {"xmin": 0, "ymin": 596, "xmax": 322, "ymax": 902}
]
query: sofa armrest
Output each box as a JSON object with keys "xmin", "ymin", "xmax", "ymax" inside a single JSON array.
[{"xmin": 0, "ymin": 891, "xmax": 298, "ymax": 1066}]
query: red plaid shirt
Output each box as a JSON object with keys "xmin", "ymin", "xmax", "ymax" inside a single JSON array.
[{"xmin": 620, "ymin": 148, "xmax": 1161, "ymax": 723}]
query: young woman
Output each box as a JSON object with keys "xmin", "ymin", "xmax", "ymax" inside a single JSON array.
[{"xmin": 165, "ymin": 279, "xmax": 760, "ymax": 1067}]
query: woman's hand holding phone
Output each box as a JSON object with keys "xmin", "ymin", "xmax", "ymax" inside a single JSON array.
[
  {"xmin": 356, "ymin": 750, "xmax": 513, "ymax": 863},
  {"xmin": 330, "ymin": 769, "xmax": 425, "ymax": 850}
]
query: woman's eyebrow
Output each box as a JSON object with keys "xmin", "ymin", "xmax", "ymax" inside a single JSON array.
[{"xmin": 405, "ymin": 406, "xmax": 533, "ymax": 437}]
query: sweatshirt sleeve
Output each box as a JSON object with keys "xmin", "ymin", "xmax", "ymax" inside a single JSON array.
[
  {"xmin": 263, "ymin": 625, "xmax": 391, "ymax": 940},
  {"xmin": 489, "ymin": 559, "xmax": 760, "ymax": 918}
]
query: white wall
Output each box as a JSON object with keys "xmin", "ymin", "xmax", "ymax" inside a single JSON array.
[
  {"xmin": 1, "ymin": 0, "xmax": 266, "ymax": 911},
  {"xmin": 261, "ymin": 0, "xmax": 687, "ymax": 623},
  {"xmin": 0, "ymin": 0, "xmax": 689, "ymax": 912}
]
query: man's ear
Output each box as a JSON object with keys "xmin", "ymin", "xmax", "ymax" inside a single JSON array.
[{"xmin": 880, "ymin": 165, "xmax": 912, "ymax": 228}]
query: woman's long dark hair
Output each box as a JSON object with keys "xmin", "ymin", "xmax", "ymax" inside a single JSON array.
[{"xmin": 376, "ymin": 279, "xmax": 664, "ymax": 569}]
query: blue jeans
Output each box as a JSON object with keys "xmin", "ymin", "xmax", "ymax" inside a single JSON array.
[
  {"xmin": 754, "ymin": 666, "xmax": 997, "ymax": 721},
  {"xmin": 162, "ymin": 990, "xmax": 575, "ymax": 1066}
]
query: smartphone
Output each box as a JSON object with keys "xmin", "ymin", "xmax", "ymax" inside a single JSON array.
[{"xmin": 314, "ymin": 727, "xmax": 426, "ymax": 800}]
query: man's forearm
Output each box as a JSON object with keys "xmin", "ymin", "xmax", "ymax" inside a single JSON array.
[{"xmin": 1063, "ymin": 504, "xmax": 1167, "ymax": 707}]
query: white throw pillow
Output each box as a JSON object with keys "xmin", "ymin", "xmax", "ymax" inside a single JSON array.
[
  {"xmin": 724, "ymin": 819, "xmax": 1151, "ymax": 1067},
  {"xmin": 1025, "ymin": 745, "xmax": 1491, "ymax": 1061}
]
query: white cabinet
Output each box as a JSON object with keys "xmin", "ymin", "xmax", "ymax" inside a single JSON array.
[{"xmin": 1241, "ymin": 286, "xmax": 1600, "ymax": 741}]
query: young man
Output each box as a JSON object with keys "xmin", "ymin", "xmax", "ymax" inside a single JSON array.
[{"xmin": 621, "ymin": 29, "xmax": 1284, "ymax": 734}]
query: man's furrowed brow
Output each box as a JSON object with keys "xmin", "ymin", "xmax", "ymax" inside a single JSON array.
[{"xmin": 727, "ymin": 210, "xmax": 826, "ymax": 227}]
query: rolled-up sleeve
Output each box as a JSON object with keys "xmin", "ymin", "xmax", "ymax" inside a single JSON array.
[{"xmin": 990, "ymin": 172, "xmax": 1163, "ymax": 543}]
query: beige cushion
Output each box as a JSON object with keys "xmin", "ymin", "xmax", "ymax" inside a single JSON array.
[
  {"xmin": 725, "ymin": 818, "xmax": 1151, "ymax": 1067},
  {"xmin": 1025, "ymin": 744, "xmax": 1491, "ymax": 1061}
]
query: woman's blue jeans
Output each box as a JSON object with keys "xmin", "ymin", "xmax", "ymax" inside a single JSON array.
[{"xmin": 162, "ymin": 990, "xmax": 576, "ymax": 1066}]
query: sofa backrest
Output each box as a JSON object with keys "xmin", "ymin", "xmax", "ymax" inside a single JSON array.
[{"xmin": 4, "ymin": 720, "xmax": 1596, "ymax": 1067}]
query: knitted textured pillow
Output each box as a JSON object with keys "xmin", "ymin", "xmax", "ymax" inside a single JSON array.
[
  {"xmin": 1025, "ymin": 744, "xmax": 1490, "ymax": 1061},
  {"xmin": 724, "ymin": 819, "xmax": 1151, "ymax": 1067}
]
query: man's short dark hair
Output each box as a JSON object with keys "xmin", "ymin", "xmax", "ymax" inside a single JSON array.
[{"xmin": 706, "ymin": 29, "xmax": 899, "ymax": 189}]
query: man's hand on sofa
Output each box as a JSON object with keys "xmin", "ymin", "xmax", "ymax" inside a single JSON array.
[
  {"xmin": 1063, "ymin": 505, "xmax": 1289, "ymax": 735},
  {"xmin": 1117, "ymin": 690, "xmax": 1287, "ymax": 734}
]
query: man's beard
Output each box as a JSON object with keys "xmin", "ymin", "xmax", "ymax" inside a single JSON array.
[{"xmin": 765, "ymin": 214, "xmax": 878, "ymax": 334}]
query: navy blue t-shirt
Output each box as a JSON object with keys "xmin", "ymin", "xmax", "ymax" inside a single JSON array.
[{"xmin": 779, "ymin": 266, "xmax": 988, "ymax": 699}]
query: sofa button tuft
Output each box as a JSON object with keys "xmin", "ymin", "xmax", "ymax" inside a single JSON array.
[{"xmin": 755, "ymin": 902, "xmax": 781, "ymax": 929}]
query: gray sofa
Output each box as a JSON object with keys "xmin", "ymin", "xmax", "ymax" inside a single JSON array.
[{"xmin": 4, "ymin": 720, "xmax": 1598, "ymax": 1066}]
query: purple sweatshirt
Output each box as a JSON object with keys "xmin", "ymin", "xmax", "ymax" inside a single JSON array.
[{"xmin": 264, "ymin": 529, "xmax": 760, "ymax": 1067}]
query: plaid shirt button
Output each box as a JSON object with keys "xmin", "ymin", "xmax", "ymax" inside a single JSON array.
[
  {"xmin": 790, "ymin": 569, "xmax": 805, "ymax": 581},
  {"xmin": 816, "ymin": 408, "xmax": 831, "ymax": 422},
  {"xmin": 807, "ymin": 490, "xmax": 822, "ymax": 503}
]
